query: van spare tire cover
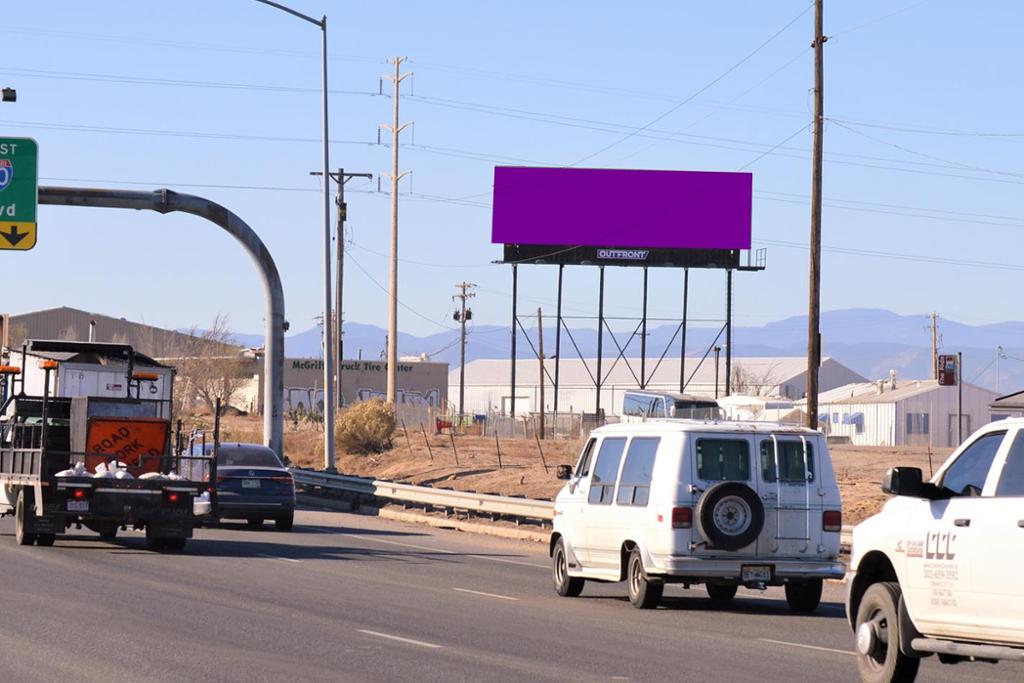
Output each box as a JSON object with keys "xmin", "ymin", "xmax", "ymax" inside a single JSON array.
[{"xmin": 696, "ymin": 481, "xmax": 764, "ymax": 551}]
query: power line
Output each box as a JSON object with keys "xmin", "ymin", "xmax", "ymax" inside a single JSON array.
[
  {"xmin": 569, "ymin": 2, "xmax": 814, "ymax": 165},
  {"xmin": 0, "ymin": 66, "xmax": 379, "ymax": 96},
  {"xmin": 346, "ymin": 252, "xmax": 457, "ymax": 332},
  {"xmin": 759, "ymin": 238, "xmax": 1024, "ymax": 272}
]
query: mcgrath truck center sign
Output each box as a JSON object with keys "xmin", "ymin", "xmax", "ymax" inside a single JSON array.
[{"xmin": 0, "ymin": 137, "xmax": 38, "ymax": 251}]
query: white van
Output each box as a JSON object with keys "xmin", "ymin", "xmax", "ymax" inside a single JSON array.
[
  {"xmin": 621, "ymin": 390, "xmax": 723, "ymax": 423},
  {"xmin": 551, "ymin": 420, "xmax": 844, "ymax": 610}
]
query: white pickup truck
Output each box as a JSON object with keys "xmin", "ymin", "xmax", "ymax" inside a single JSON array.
[{"xmin": 846, "ymin": 417, "xmax": 1024, "ymax": 682}]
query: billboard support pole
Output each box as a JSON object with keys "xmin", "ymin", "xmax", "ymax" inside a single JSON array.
[
  {"xmin": 640, "ymin": 267, "xmax": 648, "ymax": 389},
  {"xmin": 726, "ymin": 268, "xmax": 733, "ymax": 397},
  {"xmin": 509, "ymin": 264, "xmax": 518, "ymax": 417},
  {"xmin": 680, "ymin": 268, "xmax": 689, "ymax": 393},
  {"xmin": 596, "ymin": 266, "xmax": 605, "ymax": 420},
  {"xmin": 554, "ymin": 264, "xmax": 563, "ymax": 413}
]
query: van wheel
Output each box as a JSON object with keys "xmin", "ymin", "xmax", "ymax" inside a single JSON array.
[
  {"xmin": 855, "ymin": 582, "xmax": 920, "ymax": 683},
  {"xmin": 552, "ymin": 538, "xmax": 584, "ymax": 597},
  {"xmin": 706, "ymin": 583, "xmax": 738, "ymax": 602},
  {"xmin": 15, "ymin": 489, "xmax": 37, "ymax": 546},
  {"xmin": 785, "ymin": 579, "xmax": 823, "ymax": 612},
  {"xmin": 627, "ymin": 549, "xmax": 662, "ymax": 609}
]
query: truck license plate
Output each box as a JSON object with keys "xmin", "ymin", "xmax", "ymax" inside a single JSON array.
[
  {"xmin": 241, "ymin": 479, "xmax": 261, "ymax": 489},
  {"xmin": 67, "ymin": 500, "xmax": 89, "ymax": 512},
  {"xmin": 741, "ymin": 564, "xmax": 773, "ymax": 583}
]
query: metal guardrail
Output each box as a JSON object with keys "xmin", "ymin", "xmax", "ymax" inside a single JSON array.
[
  {"xmin": 291, "ymin": 468, "xmax": 555, "ymax": 521},
  {"xmin": 293, "ymin": 468, "xmax": 859, "ymax": 548}
]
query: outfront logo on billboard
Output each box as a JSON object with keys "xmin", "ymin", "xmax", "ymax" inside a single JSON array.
[{"xmin": 597, "ymin": 248, "xmax": 650, "ymax": 261}]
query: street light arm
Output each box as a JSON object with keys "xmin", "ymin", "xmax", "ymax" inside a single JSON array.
[{"xmin": 252, "ymin": 0, "xmax": 323, "ymax": 28}]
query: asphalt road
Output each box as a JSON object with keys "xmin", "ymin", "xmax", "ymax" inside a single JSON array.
[{"xmin": 1, "ymin": 508, "xmax": 1020, "ymax": 683}]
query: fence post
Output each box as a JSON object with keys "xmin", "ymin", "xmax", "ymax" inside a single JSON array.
[
  {"xmin": 420, "ymin": 424, "xmax": 434, "ymax": 462},
  {"xmin": 494, "ymin": 430, "xmax": 503, "ymax": 470},
  {"xmin": 448, "ymin": 429, "xmax": 460, "ymax": 467},
  {"xmin": 534, "ymin": 432, "xmax": 549, "ymax": 473},
  {"xmin": 401, "ymin": 420, "xmax": 413, "ymax": 458}
]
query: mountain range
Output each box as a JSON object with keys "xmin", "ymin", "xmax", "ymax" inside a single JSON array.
[{"xmin": 228, "ymin": 308, "xmax": 1024, "ymax": 394}]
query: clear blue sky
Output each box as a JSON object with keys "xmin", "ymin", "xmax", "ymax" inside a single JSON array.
[{"xmin": 2, "ymin": 0, "xmax": 1022, "ymax": 347}]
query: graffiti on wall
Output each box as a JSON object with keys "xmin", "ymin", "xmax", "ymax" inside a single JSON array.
[{"xmin": 283, "ymin": 386, "xmax": 442, "ymax": 414}]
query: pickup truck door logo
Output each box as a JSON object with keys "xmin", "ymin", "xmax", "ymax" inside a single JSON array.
[{"xmin": 925, "ymin": 531, "xmax": 956, "ymax": 560}]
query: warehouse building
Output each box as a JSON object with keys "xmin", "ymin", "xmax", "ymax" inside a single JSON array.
[
  {"xmin": 450, "ymin": 356, "xmax": 865, "ymax": 416},
  {"xmin": 990, "ymin": 390, "xmax": 1024, "ymax": 421},
  {"xmin": 808, "ymin": 377, "xmax": 998, "ymax": 448}
]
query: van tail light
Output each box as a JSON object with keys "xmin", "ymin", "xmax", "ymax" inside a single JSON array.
[
  {"xmin": 671, "ymin": 506, "xmax": 693, "ymax": 529},
  {"xmin": 823, "ymin": 510, "xmax": 842, "ymax": 532}
]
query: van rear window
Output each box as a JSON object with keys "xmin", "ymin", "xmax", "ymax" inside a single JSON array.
[
  {"xmin": 760, "ymin": 440, "xmax": 815, "ymax": 483},
  {"xmin": 696, "ymin": 439, "xmax": 750, "ymax": 481}
]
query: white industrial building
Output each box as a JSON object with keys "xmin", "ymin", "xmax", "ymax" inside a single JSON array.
[
  {"xmin": 450, "ymin": 356, "xmax": 866, "ymax": 416},
  {"xmin": 990, "ymin": 390, "xmax": 1024, "ymax": 421},
  {"xmin": 807, "ymin": 377, "xmax": 998, "ymax": 448}
]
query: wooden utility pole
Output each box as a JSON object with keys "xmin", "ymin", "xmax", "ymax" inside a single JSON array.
[
  {"xmin": 929, "ymin": 312, "xmax": 940, "ymax": 380},
  {"xmin": 805, "ymin": 0, "xmax": 826, "ymax": 430},
  {"xmin": 312, "ymin": 167, "xmax": 372, "ymax": 410},
  {"xmin": 537, "ymin": 307, "xmax": 546, "ymax": 440},
  {"xmin": 453, "ymin": 282, "xmax": 476, "ymax": 417},
  {"xmin": 381, "ymin": 56, "xmax": 412, "ymax": 404}
]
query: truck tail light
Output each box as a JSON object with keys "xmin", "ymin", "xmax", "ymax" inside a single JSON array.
[
  {"xmin": 671, "ymin": 506, "xmax": 693, "ymax": 529},
  {"xmin": 72, "ymin": 488, "xmax": 88, "ymax": 500},
  {"xmin": 163, "ymin": 491, "xmax": 186, "ymax": 505},
  {"xmin": 823, "ymin": 510, "xmax": 842, "ymax": 532}
]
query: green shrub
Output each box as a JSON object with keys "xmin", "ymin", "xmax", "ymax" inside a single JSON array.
[{"xmin": 335, "ymin": 399, "xmax": 395, "ymax": 454}]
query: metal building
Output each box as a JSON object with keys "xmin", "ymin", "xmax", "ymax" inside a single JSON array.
[
  {"xmin": 451, "ymin": 356, "xmax": 866, "ymax": 416},
  {"xmin": 810, "ymin": 378, "xmax": 998, "ymax": 448}
]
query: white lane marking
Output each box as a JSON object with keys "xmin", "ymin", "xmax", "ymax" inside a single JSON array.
[
  {"xmin": 256, "ymin": 553, "xmax": 301, "ymax": 563},
  {"xmin": 338, "ymin": 532, "xmax": 548, "ymax": 569},
  {"xmin": 452, "ymin": 587, "xmax": 519, "ymax": 601},
  {"xmin": 758, "ymin": 638, "xmax": 855, "ymax": 657},
  {"xmin": 357, "ymin": 629, "xmax": 442, "ymax": 649}
]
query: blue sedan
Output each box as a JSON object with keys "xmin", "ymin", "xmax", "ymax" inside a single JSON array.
[{"xmin": 197, "ymin": 443, "xmax": 296, "ymax": 531}]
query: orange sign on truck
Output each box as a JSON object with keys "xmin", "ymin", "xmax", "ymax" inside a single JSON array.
[{"xmin": 85, "ymin": 417, "xmax": 169, "ymax": 474}]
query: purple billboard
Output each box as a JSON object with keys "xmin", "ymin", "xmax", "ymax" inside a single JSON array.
[{"xmin": 491, "ymin": 167, "xmax": 752, "ymax": 250}]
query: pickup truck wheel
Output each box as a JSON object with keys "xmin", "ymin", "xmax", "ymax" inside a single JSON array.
[
  {"xmin": 552, "ymin": 538, "xmax": 584, "ymax": 597},
  {"xmin": 855, "ymin": 582, "xmax": 920, "ymax": 683},
  {"xmin": 15, "ymin": 489, "xmax": 37, "ymax": 546},
  {"xmin": 35, "ymin": 534, "xmax": 56, "ymax": 547},
  {"xmin": 274, "ymin": 514, "xmax": 294, "ymax": 532},
  {"xmin": 627, "ymin": 549, "xmax": 663, "ymax": 609},
  {"xmin": 785, "ymin": 579, "xmax": 823, "ymax": 613},
  {"xmin": 706, "ymin": 583, "xmax": 738, "ymax": 602}
]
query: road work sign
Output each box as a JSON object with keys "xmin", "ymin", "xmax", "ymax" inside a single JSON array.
[{"xmin": 0, "ymin": 137, "xmax": 37, "ymax": 251}]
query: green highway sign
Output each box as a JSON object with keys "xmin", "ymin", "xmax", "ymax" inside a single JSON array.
[{"xmin": 0, "ymin": 137, "xmax": 38, "ymax": 251}]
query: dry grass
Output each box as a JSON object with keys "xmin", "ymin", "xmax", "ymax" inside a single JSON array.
[{"xmin": 197, "ymin": 415, "xmax": 950, "ymax": 521}]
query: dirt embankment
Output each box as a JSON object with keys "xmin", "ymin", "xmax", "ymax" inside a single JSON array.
[{"xmin": 204, "ymin": 415, "xmax": 951, "ymax": 524}]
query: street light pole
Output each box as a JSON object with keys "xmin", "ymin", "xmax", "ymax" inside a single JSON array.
[{"xmin": 253, "ymin": 0, "xmax": 335, "ymax": 471}]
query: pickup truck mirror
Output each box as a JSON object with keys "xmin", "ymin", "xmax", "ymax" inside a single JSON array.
[
  {"xmin": 882, "ymin": 467, "xmax": 924, "ymax": 497},
  {"xmin": 556, "ymin": 464, "xmax": 574, "ymax": 480}
]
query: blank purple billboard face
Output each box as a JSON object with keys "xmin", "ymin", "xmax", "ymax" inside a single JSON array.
[{"xmin": 491, "ymin": 167, "xmax": 752, "ymax": 250}]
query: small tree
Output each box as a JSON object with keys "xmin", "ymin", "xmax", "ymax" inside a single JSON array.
[
  {"xmin": 171, "ymin": 314, "xmax": 251, "ymax": 415},
  {"xmin": 731, "ymin": 362, "xmax": 783, "ymax": 397}
]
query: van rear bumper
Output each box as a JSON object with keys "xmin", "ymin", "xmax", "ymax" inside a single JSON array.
[{"xmin": 652, "ymin": 557, "xmax": 845, "ymax": 582}]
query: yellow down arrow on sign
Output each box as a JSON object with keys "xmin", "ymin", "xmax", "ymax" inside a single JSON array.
[{"xmin": 0, "ymin": 222, "xmax": 36, "ymax": 250}]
